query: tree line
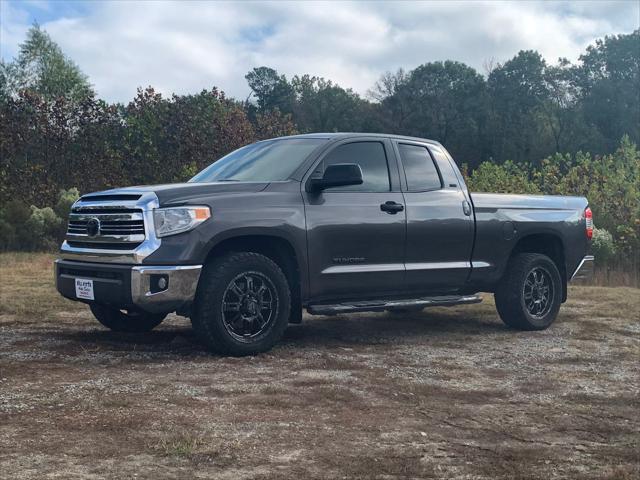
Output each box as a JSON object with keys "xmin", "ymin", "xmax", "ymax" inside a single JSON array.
[
  {"xmin": 2, "ymin": 25, "xmax": 638, "ymax": 202},
  {"xmin": 0, "ymin": 26, "xmax": 638, "ymax": 280},
  {"xmin": 244, "ymin": 30, "xmax": 638, "ymax": 168}
]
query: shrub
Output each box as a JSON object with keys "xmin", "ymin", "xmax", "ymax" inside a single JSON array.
[
  {"xmin": 0, "ymin": 188, "xmax": 78, "ymax": 251},
  {"xmin": 591, "ymin": 228, "xmax": 617, "ymax": 264},
  {"xmin": 54, "ymin": 188, "xmax": 80, "ymax": 219},
  {"xmin": 23, "ymin": 206, "xmax": 64, "ymax": 251},
  {"xmin": 465, "ymin": 160, "xmax": 540, "ymax": 194}
]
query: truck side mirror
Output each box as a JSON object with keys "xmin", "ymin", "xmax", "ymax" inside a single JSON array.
[{"xmin": 307, "ymin": 163, "xmax": 363, "ymax": 192}]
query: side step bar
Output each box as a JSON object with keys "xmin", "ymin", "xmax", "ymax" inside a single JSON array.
[{"xmin": 307, "ymin": 294, "xmax": 482, "ymax": 316}]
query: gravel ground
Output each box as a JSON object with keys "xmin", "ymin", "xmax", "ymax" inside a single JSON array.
[{"xmin": 0, "ymin": 255, "xmax": 638, "ymax": 479}]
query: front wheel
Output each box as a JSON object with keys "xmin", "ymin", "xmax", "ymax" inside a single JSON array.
[
  {"xmin": 495, "ymin": 253, "xmax": 562, "ymax": 330},
  {"xmin": 89, "ymin": 304, "xmax": 166, "ymax": 332},
  {"xmin": 191, "ymin": 252, "xmax": 291, "ymax": 356}
]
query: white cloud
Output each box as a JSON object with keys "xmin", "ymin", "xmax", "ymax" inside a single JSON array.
[
  {"xmin": 1, "ymin": 0, "xmax": 637, "ymax": 103},
  {"xmin": 1, "ymin": 1, "xmax": 31, "ymax": 59}
]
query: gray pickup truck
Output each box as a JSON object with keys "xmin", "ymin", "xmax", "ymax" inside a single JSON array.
[{"xmin": 55, "ymin": 133, "xmax": 594, "ymax": 355}]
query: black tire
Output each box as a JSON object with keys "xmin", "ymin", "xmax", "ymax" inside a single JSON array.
[
  {"xmin": 89, "ymin": 304, "xmax": 166, "ymax": 332},
  {"xmin": 495, "ymin": 253, "xmax": 562, "ymax": 330},
  {"xmin": 191, "ymin": 252, "xmax": 291, "ymax": 356}
]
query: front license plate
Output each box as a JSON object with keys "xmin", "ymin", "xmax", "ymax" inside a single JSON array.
[{"xmin": 75, "ymin": 278, "xmax": 94, "ymax": 300}]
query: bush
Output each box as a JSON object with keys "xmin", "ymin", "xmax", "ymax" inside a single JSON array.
[
  {"xmin": 54, "ymin": 188, "xmax": 80, "ymax": 219},
  {"xmin": 0, "ymin": 188, "xmax": 78, "ymax": 251},
  {"xmin": 591, "ymin": 228, "xmax": 617, "ymax": 264},
  {"xmin": 23, "ymin": 206, "xmax": 64, "ymax": 251},
  {"xmin": 465, "ymin": 160, "xmax": 540, "ymax": 194}
]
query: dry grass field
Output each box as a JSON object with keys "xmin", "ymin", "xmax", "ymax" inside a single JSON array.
[{"xmin": 1, "ymin": 253, "xmax": 638, "ymax": 479}]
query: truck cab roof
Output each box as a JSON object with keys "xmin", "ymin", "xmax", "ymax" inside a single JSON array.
[{"xmin": 266, "ymin": 132, "xmax": 443, "ymax": 147}]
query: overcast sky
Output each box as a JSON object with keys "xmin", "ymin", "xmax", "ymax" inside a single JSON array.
[{"xmin": 1, "ymin": 0, "xmax": 638, "ymax": 103}]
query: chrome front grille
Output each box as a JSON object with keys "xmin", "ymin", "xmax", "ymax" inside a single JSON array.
[
  {"xmin": 60, "ymin": 190, "xmax": 161, "ymax": 263},
  {"xmin": 65, "ymin": 195, "xmax": 152, "ymax": 250},
  {"xmin": 67, "ymin": 213, "xmax": 145, "ymax": 238}
]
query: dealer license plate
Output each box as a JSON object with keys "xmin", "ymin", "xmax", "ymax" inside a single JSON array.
[{"xmin": 75, "ymin": 278, "xmax": 94, "ymax": 300}]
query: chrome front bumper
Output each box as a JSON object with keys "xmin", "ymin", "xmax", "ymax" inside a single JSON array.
[
  {"xmin": 131, "ymin": 265, "xmax": 202, "ymax": 313},
  {"xmin": 570, "ymin": 255, "xmax": 595, "ymax": 281},
  {"xmin": 55, "ymin": 260, "xmax": 202, "ymax": 314}
]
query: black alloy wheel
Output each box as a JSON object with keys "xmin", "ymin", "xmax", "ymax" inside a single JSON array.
[
  {"xmin": 221, "ymin": 271, "xmax": 279, "ymax": 342},
  {"xmin": 522, "ymin": 266, "xmax": 555, "ymax": 318},
  {"xmin": 495, "ymin": 253, "xmax": 562, "ymax": 330}
]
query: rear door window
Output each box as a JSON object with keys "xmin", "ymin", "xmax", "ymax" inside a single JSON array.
[{"xmin": 398, "ymin": 144, "xmax": 442, "ymax": 191}]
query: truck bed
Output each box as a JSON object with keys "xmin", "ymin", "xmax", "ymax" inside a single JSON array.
[{"xmin": 468, "ymin": 192, "xmax": 589, "ymax": 287}]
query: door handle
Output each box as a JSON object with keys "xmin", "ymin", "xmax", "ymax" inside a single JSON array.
[
  {"xmin": 380, "ymin": 201, "xmax": 404, "ymax": 214},
  {"xmin": 462, "ymin": 200, "xmax": 471, "ymax": 216}
]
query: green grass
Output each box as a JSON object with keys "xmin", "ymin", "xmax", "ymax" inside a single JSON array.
[{"xmin": 0, "ymin": 252, "xmax": 84, "ymax": 318}]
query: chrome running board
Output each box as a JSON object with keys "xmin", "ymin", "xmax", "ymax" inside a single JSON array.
[{"xmin": 307, "ymin": 294, "xmax": 482, "ymax": 316}]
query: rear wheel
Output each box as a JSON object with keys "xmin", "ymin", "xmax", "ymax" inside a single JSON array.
[
  {"xmin": 191, "ymin": 252, "xmax": 291, "ymax": 356},
  {"xmin": 89, "ymin": 304, "xmax": 166, "ymax": 332},
  {"xmin": 495, "ymin": 253, "xmax": 562, "ymax": 330}
]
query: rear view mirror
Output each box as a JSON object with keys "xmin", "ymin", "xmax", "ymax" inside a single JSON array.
[{"xmin": 307, "ymin": 163, "xmax": 363, "ymax": 192}]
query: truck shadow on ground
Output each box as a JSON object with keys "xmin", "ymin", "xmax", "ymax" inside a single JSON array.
[
  {"xmin": 283, "ymin": 311, "xmax": 507, "ymax": 347},
  {"xmin": 56, "ymin": 309, "xmax": 509, "ymax": 357}
]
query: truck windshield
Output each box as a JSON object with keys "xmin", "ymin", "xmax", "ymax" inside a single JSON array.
[{"xmin": 190, "ymin": 138, "xmax": 327, "ymax": 183}]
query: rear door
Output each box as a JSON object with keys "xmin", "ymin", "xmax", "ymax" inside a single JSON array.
[
  {"xmin": 303, "ymin": 138, "xmax": 406, "ymax": 301},
  {"xmin": 395, "ymin": 141, "xmax": 474, "ymax": 294}
]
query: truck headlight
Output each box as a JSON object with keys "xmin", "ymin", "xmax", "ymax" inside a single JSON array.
[{"xmin": 153, "ymin": 206, "xmax": 211, "ymax": 237}]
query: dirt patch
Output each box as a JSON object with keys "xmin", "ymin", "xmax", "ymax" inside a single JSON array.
[{"xmin": 1, "ymin": 254, "xmax": 639, "ymax": 479}]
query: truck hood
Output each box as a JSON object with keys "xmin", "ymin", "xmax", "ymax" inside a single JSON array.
[{"xmin": 81, "ymin": 181, "xmax": 270, "ymax": 206}]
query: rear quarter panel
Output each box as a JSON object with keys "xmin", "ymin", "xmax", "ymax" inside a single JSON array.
[{"xmin": 468, "ymin": 193, "xmax": 589, "ymax": 288}]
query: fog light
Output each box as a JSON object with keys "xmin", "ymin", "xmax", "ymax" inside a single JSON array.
[{"xmin": 150, "ymin": 274, "xmax": 169, "ymax": 294}]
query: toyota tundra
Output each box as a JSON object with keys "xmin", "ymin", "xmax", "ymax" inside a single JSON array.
[{"xmin": 55, "ymin": 133, "xmax": 594, "ymax": 355}]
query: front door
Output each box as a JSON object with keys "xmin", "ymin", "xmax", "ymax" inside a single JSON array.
[{"xmin": 303, "ymin": 139, "xmax": 406, "ymax": 301}]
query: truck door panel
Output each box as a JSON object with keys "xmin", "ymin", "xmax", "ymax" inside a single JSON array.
[
  {"xmin": 303, "ymin": 139, "xmax": 406, "ymax": 301},
  {"xmin": 396, "ymin": 142, "xmax": 474, "ymax": 294}
]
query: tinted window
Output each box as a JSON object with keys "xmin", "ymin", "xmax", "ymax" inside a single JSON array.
[
  {"xmin": 190, "ymin": 138, "xmax": 326, "ymax": 183},
  {"xmin": 323, "ymin": 142, "xmax": 390, "ymax": 192},
  {"xmin": 398, "ymin": 144, "xmax": 442, "ymax": 191}
]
